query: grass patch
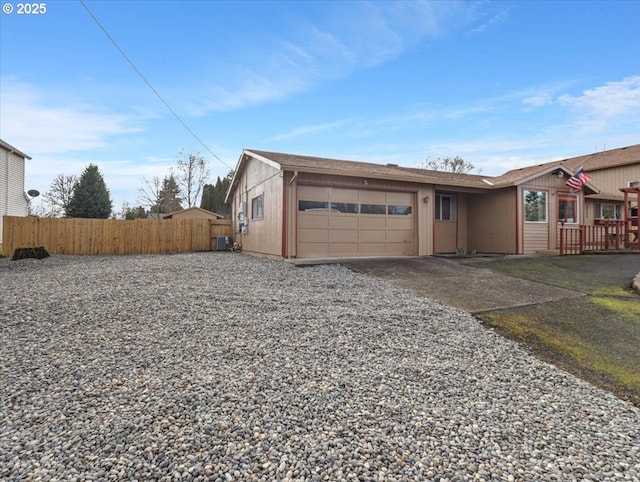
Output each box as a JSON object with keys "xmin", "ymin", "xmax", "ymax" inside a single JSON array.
[{"xmin": 473, "ymin": 254, "xmax": 640, "ymax": 405}]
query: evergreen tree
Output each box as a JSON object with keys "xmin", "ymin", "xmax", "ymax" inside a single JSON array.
[
  {"xmin": 65, "ymin": 164, "xmax": 112, "ymax": 218},
  {"xmin": 152, "ymin": 175, "xmax": 183, "ymax": 214},
  {"xmin": 200, "ymin": 172, "xmax": 232, "ymax": 217},
  {"xmin": 124, "ymin": 206, "xmax": 148, "ymax": 220},
  {"xmin": 200, "ymin": 183, "xmax": 215, "ymax": 212}
]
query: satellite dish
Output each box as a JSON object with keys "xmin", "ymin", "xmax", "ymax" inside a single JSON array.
[{"xmin": 27, "ymin": 189, "xmax": 40, "ymax": 198}]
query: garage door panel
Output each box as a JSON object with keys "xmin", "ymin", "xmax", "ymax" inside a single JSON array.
[
  {"xmin": 386, "ymin": 192, "xmax": 413, "ymax": 204},
  {"xmin": 359, "ymin": 230, "xmax": 386, "ymax": 242},
  {"xmin": 359, "ymin": 243, "xmax": 387, "ymax": 254},
  {"xmin": 330, "ymin": 230, "xmax": 358, "ymax": 242},
  {"xmin": 299, "ymin": 186, "xmax": 330, "ymax": 201},
  {"xmin": 330, "ymin": 243, "xmax": 358, "ymax": 255},
  {"xmin": 359, "ymin": 191, "xmax": 386, "ymax": 203},
  {"xmin": 387, "ymin": 243, "xmax": 414, "ymax": 256},
  {"xmin": 387, "ymin": 217, "xmax": 413, "ymax": 230},
  {"xmin": 298, "ymin": 214, "xmax": 329, "ymax": 229},
  {"xmin": 359, "ymin": 217, "xmax": 387, "ymax": 229},
  {"xmin": 298, "ymin": 228, "xmax": 329, "ymax": 243},
  {"xmin": 387, "ymin": 230, "xmax": 413, "ymax": 242},
  {"xmin": 330, "ymin": 215, "xmax": 358, "ymax": 229},
  {"xmin": 331, "ymin": 188, "xmax": 358, "ymax": 203},
  {"xmin": 298, "ymin": 242, "xmax": 330, "ymax": 258}
]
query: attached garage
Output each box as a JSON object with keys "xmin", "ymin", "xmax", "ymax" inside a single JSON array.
[{"xmin": 297, "ymin": 185, "xmax": 416, "ymax": 257}]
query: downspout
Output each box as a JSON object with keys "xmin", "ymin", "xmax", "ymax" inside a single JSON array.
[{"xmin": 284, "ymin": 171, "xmax": 298, "ymax": 258}]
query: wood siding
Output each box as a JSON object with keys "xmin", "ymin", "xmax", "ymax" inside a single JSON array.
[
  {"xmin": 230, "ymin": 158, "xmax": 283, "ymax": 256},
  {"xmin": 467, "ymin": 189, "xmax": 517, "ymax": 254},
  {"xmin": 588, "ymin": 164, "xmax": 640, "ymax": 198},
  {"xmin": 522, "ymin": 222, "xmax": 549, "ymax": 253},
  {"xmin": 2, "ymin": 216, "xmax": 232, "ymax": 256}
]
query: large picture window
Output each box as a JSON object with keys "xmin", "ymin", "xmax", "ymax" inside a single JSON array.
[
  {"xmin": 524, "ymin": 190, "xmax": 547, "ymax": 222},
  {"xmin": 251, "ymin": 194, "xmax": 263, "ymax": 220},
  {"xmin": 435, "ymin": 194, "xmax": 456, "ymax": 221}
]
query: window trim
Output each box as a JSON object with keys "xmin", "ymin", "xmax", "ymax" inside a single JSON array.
[
  {"xmin": 251, "ymin": 194, "xmax": 264, "ymax": 220},
  {"xmin": 524, "ymin": 190, "xmax": 548, "ymax": 223},
  {"xmin": 557, "ymin": 192, "xmax": 579, "ymax": 224},
  {"xmin": 435, "ymin": 193, "xmax": 457, "ymax": 221}
]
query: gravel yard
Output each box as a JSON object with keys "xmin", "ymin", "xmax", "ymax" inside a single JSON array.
[{"xmin": 1, "ymin": 252, "xmax": 639, "ymax": 481}]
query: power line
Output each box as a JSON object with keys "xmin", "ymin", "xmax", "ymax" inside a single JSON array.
[{"xmin": 78, "ymin": 0, "xmax": 233, "ymax": 171}]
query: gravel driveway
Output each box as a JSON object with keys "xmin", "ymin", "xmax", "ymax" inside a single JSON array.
[{"xmin": 1, "ymin": 253, "xmax": 639, "ymax": 481}]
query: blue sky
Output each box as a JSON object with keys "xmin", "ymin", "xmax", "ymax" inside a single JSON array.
[{"xmin": 1, "ymin": 0, "xmax": 639, "ymax": 213}]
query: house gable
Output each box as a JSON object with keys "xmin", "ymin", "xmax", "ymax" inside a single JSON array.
[{"xmin": 1, "ymin": 139, "xmax": 31, "ymax": 244}]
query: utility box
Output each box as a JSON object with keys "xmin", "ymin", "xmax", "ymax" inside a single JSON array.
[{"xmin": 216, "ymin": 236, "xmax": 229, "ymax": 251}]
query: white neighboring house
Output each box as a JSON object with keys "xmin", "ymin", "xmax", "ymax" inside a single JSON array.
[{"xmin": 0, "ymin": 139, "xmax": 32, "ymax": 244}]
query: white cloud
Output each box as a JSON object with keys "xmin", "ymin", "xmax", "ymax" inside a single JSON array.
[
  {"xmin": 522, "ymin": 92, "xmax": 554, "ymax": 108},
  {"xmin": 558, "ymin": 76, "xmax": 640, "ymax": 123},
  {"xmin": 180, "ymin": 1, "xmax": 485, "ymax": 115},
  {"xmin": 0, "ymin": 77, "xmax": 142, "ymax": 155}
]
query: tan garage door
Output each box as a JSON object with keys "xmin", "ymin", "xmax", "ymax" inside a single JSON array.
[{"xmin": 297, "ymin": 186, "xmax": 416, "ymax": 258}]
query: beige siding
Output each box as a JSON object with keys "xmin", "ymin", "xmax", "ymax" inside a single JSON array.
[
  {"xmin": 231, "ymin": 158, "xmax": 283, "ymax": 256},
  {"xmin": 467, "ymin": 188, "xmax": 517, "ymax": 254},
  {"xmin": 434, "ymin": 220, "xmax": 457, "ymax": 253},
  {"xmin": 523, "ymin": 222, "xmax": 549, "ymax": 253},
  {"xmin": 588, "ymin": 164, "xmax": 640, "ymax": 198}
]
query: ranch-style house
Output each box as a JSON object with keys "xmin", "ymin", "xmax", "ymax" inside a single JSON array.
[{"xmin": 225, "ymin": 144, "xmax": 640, "ymax": 258}]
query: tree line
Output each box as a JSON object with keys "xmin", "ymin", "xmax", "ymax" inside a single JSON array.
[
  {"xmin": 32, "ymin": 152, "xmax": 475, "ymax": 220},
  {"xmin": 32, "ymin": 151, "xmax": 233, "ymax": 220}
]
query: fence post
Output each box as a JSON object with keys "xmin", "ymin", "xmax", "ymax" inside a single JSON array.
[{"xmin": 560, "ymin": 226, "xmax": 565, "ymax": 255}]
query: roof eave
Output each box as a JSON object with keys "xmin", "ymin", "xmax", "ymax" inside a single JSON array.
[{"xmin": 0, "ymin": 139, "xmax": 32, "ymax": 160}]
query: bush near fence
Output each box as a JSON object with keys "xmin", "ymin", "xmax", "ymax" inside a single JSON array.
[{"xmin": 2, "ymin": 216, "xmax": 233, "ymax": 256}]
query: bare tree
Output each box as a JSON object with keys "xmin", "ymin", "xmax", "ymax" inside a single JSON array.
[
  {"xmin": 40, "ymin": 174, "xmax": 77, "ymax": 217},
  {"xmin": 137, "ymin": 176, "xmax": 163, "ymax": 214},
  {"xmin": 422, "ymin": 156, "xmax": 477, "ymax": 174},
  {"xmin": 173, "ymin": 150, "xmax": 210, "ymax": 208}
]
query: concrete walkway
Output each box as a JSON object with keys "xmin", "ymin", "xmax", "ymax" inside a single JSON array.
[{"xmin": 337, "ymin": 256, "xmax": 587, "ymax": 314}]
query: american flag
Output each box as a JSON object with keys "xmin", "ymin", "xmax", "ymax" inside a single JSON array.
[{"xmin": 566, "ymin": 167, "xmax": 591, "ymax": 192}]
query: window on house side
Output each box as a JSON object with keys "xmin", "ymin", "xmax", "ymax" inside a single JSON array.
[
  {"xmin": 435, "ymin": 194, "xmax": 456, "ymax": 221},
  {"xmin": 524, "ymin": 190, "xmax": 547, "ymax": 222},
  {"xmin": 252, "ymin": 194, "xmax": 263, "ymax": 220},
  {"xmin": 596, "ymin": 202, "xmax": 622, "ymax": 220}
]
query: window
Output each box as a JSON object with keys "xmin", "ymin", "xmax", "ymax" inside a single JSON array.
[
  {"xmin": 388, "ymin": 205, "xmax": 412, "ymax": 215},
  {"xmin": 331, "ymin": 202, "xmax": 359, "ymax": 213},
  {"xmin": 251, "ymin": 194, "xmax": 263, "ymax": 220},
  {"xmin": 596, "ymin": 202, "xmax": 622, "ymax": 220},
  {"xmin": 524, "ymin": 190, "xmax": 547, "ymax": 222},
  {"xmin": 558, "ymin": 193, "xmax": 578, "ymax": 224},
  {"xmin": 360, "ymin": 204, "xmax": 386, "ymax": 215},
  {"xmin": 298, "ymin": 200, "xmax": 328, "ymax": 211},
  {"xmin": 435, "ymin": 194, "xmax": 456, "ymax": 221}
]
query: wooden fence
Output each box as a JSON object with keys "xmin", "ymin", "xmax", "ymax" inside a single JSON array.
[{"xmin": 2, "ymin": 216, "xmax": 233, "ymax": 256}]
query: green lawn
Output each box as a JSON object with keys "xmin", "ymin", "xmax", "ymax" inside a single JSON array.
[{"xmin": 468, "ymin": 254, "xmax": 640, "ymax": 405}]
